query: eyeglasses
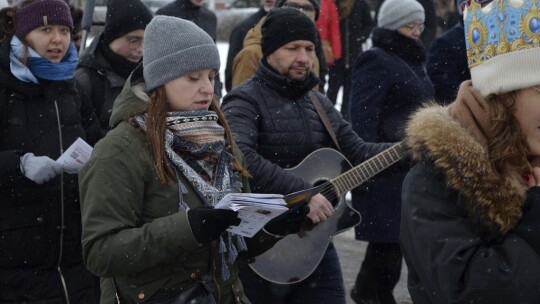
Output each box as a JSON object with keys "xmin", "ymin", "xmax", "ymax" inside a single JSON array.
[
  {"xmin": 402, "ymin": 23, "xmax": 425, "ymax": 33},
  {"xmin": 125, "ymin": 35, "xmax": 144, "ymax": 49},
  {"xmin": 282, "ymin": 2, "xmax": 315, "ymax": 13}
]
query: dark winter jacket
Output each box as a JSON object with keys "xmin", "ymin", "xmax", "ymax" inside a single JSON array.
[
  {"xmin": 0, "ymin": 38, "xmax": 100, "ymax": 303},
  {"xmin": 338, "ymin": 0, "xmax": 373, "ymax": 70},
  {"xmin": 427, "ymin": 23, "xmax": 470, "ymax": 104},
  {"xmin": 401, "ymin": 103, "xmax": 540, "ymax": 303},
  {"xmin": 79, "ymin": 65, "xmax": 281, "ymax": 304},
  {"xmin": 225, "ymin": 7, "xmax": 267, "ymax": 92},
  {"xmin": 222, "ymin": 59, "xmax": 391, "ymax": 196},
  {"xmin": 75, "ymin": 34, "xmax": 130, "ymax": 138},
  {"xmin": 349, "ymin": 27, "xmax": 433, "ymax": 243},
  {"xmin": 156, "ymin": 0, "xmax": 217, "ymax": 41}
]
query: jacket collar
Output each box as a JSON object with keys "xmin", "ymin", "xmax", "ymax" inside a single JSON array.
[
  {"xmin": 371, "ymin": 27, "xmax": 426, "ymax": 64},
  {"xmin": 405, "ymin": 102, "xmax": 526, "ymax": 238},
  {"xmin": 254, "ymin": 58, "xmax": 319, "ymax": 100}
]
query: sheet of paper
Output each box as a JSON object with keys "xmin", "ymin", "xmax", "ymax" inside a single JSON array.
[
  {"xmin": 56, "ymin": 137, "xmax": 93, "ymax": 174},
  {"xmin": 216, "ymin": 193, "xmax": 288, "ymax": 238}
]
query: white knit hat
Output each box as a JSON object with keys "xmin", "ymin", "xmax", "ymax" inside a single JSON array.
[
  {"xmin": 464, "ymin": 0, "xmax": 540, "ymax": 96},
  {"xmin": 377, "ymin": 0, "xmax": 425, "ymax": 30}
]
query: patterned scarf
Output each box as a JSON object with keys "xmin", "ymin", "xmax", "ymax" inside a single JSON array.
[{"xmin": 134, "ymin": 110, "xmax": 247, "ymax": 280}]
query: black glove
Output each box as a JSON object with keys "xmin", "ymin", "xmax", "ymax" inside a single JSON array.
[
  {"xmin": 264, "ymin": 204, "xmax": 310, "ymax": 236},
  {"xmin": 187, "ymin": 206, "xmax": 241, "ymax": 244}
]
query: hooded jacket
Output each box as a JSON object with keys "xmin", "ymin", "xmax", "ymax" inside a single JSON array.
[
  {"xmin": 79, "ymin": 65, "xmax": 281, "ymax": 304},
  {"xmin": 401, "ymin": 92, "xmax": 540, "ymax": 303},
  {"xmin": 0, "ymin": 38, "xmax": 100, "ymax": 303},
  {"xmin": 75, "ymin": 34, "xmax": 130, "ymax": 138}
]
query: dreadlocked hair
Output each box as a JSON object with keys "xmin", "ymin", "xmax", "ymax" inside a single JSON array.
[{"xmin": 146, "ymin": 87, "xmax": 249, "ymax": 185}]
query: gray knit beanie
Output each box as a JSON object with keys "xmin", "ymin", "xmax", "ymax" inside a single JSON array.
[
  {"xmin": 143, "ymin": 16, "xmax": 221, "ymax": 91},
  {"xmin": 377, "ymin": 0, "xmax": 425, "ymax": 30}
]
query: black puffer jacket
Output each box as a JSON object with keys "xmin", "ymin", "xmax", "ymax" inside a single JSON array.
[
  {"xmin": 221, "ymin": 60, "xmax": 390, "ymax": 195},
  {"xmin": 0, "ymin": 38, "xmax": 100, "ymax": 303},
  {"xmin": 75, "ymin": 34, "xmax": 129, "ymax": 138}
]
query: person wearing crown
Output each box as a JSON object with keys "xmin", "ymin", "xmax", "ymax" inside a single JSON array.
[{"xmin": 400, "ymin": 0, "xmax": 540, "ymax": 303}]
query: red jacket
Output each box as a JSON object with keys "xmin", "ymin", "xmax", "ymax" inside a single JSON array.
[{"xmin": 316, "ymin": 0, "xmax": 342, "ymax": 60}]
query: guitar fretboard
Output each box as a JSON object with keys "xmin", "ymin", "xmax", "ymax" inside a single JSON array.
[{"xmin": 331, "ymin": 142, "xmax": 406, "ymax": 196}]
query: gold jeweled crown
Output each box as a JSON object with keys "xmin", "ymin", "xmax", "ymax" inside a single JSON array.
[
  {"xmin": 465, "ymin": 0, "xmax": 540, "ymax": 68},
  {"xmin": 464, "ymin": 0, "xmax": 540, "ymax": 96}
]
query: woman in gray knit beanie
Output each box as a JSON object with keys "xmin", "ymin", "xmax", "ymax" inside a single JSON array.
[{"xmin": 79, "ymin": 15, "xmax": 302, "ymax": 303}]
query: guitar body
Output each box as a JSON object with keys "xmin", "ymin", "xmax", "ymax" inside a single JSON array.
[{"xmin": 249, "ymin": 148, "xmax": 361, "ymax": 284}]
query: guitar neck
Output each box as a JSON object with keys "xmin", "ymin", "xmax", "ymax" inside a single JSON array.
[{"xmin": 331, "ymin": 142, "xmax": 406, "ymax": 195}]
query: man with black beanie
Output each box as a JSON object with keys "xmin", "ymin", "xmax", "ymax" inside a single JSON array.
[
  {"xmin": 230, "ymin": 0, "xmax": 328, "ymax": 92},
  {"xmin": 222, "ymin": 7, "xmax": 394, "ymax": 304},
  {"xmin": 75, "ymin": 0, "xmax": 152, "ymax": 139}
]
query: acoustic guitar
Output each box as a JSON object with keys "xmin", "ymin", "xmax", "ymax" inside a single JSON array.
[{"xmin": 249, "ymin": 142, "xmax": 406, "ymax": 284}]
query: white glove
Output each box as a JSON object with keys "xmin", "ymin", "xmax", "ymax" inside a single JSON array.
[{"xmin": 20, "ymin": 153, "xmax": 63, "ymax": 184}]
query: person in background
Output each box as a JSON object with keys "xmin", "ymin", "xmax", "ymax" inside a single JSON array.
[
  {"xmin": 157, "ymin": 0, "xmax": 224, "ymax": 96},
  {"xmin": 79, "ymin": 15, "xmax": 307, "ymax": 303},
  {"xmin": 401, "ymin": 0, "xmax": 540, "ymax": 302},
  {"xmin": 326, "ymin": 0, "xmax": 373, "ymax": 120},
  {"xmin": 348, "ymin": 0, "xmax": 433, "ymax": 303},
  {"xmin": 67, "ymin": 2, "xmax": 83, "ymax": 52},
  {"xmin": 0, "ymin": 0, "xmax": 101, "ymax": 302},
  {"xmin": 374, "ymin": 0, "xmax": 436, "ymax": 50},
  {"xmin": 426, "ymin": 0, "xmax": 470, "ymax": 104},
  {"xmin": 224, "ymin": 0, "xmax": 275, "ymax": 92},
  {"xmin": 231, "ymin": 0, "xmax": 328, "ymax": 92},
  {"xmin": 223, "ymin": 8, "xmax": 393, "ymax": 304},
  {"xmin": 75, "ymin": 0, "xmax": 152, "ymax": 139},
  {"xmin": 316, "ymin": 0, "xmax": 341, "ymax": 67}
]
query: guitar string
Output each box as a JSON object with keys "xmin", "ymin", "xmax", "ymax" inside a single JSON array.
[{"xmin": 315, "ymin": 143, "xmax": 405, "ymax": 202}]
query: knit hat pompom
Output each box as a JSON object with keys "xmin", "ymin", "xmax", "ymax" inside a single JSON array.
[
  {"xmin": 377, "ymin": 0, "xmax": 424, "ymax": 30},
  {"xmin": 15, "ymin": 0, "xmax": 73, "ymax": 39},
  {"xmin": 143, "ymin": 16, "xmax": 220, "ymax": 91},
  {"xmin": 103, "ymin": 0, "xmax": 152, "ymax": 45},
  {"xmin": 276, "ymin": 0, "xmax": 320, "ymax": 20},
  {"xmin": 261, "ymin": 7, "xmax": 318, "ymax": 58}
]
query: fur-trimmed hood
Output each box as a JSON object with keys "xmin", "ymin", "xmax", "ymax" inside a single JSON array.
[{"xmin": 405, "ymin": 103, "xmax": 526, "ymax": 237}]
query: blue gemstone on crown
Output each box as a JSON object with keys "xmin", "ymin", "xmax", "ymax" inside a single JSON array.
[
  {"xmin": 530, "ymin": 17, "xmax": 540, "ymax": 33},
  {"xmin": 464, "ymin": 0, "xmax": 540, "ymax": 68},
  {"xmin": 472, "ymin": 28, "xmax": 481, "ymax": 44}
]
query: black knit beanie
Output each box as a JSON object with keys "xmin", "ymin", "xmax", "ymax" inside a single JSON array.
[
  {"xmin": 276, "ymin": 0, "xmax": 320, "ymax": 20},
  {"xmin": 261, "ymin": 8, "xmax": 318, "ymax": 58},
  {"xmin": 103, "ymin": 0, "xmax": 153, "ymax": 45}
]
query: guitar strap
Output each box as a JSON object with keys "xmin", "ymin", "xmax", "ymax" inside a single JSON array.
[{"xmin": 308, "ymin": 92, "xmax": 341, "ymax": 152}]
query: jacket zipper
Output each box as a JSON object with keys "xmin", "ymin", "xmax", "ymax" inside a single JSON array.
[{"xmin": 54, "ymin": 100, "xmax": 70, "ymax": 304}]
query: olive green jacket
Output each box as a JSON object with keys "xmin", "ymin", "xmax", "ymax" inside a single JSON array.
[{"xmin": 79, "ymin": 66, "xmax": 281, "ymax": 304}]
